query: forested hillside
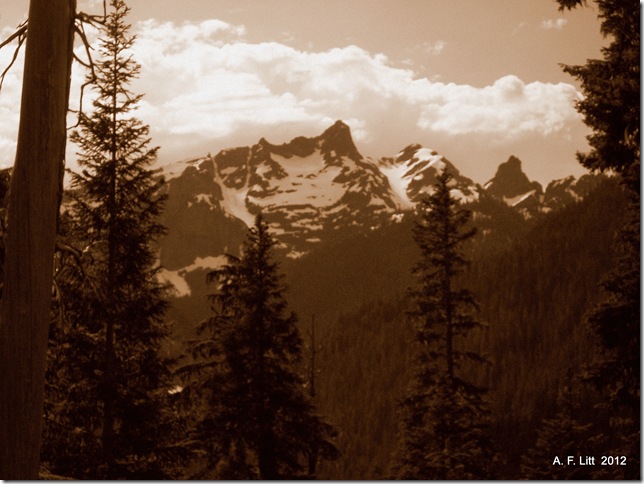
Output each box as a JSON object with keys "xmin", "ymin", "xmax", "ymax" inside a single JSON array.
[{"xmin": 285, "ymin": 178, "xmax": 627, "ymax": 479}]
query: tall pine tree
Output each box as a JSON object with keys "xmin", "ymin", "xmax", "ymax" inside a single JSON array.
[
  {"xmin": 41, "ymin": 0, "xmax": 179, "ymax": 478},
  {"xmin": 557, "ymin": 0, "xmax": 639, "ymax": 192},
  {"xmin": 181, "ymin": 214, "xmax": 339, "ymax": 479},
  {"xmin": 393, "ymin": 168, "xmax": 494, "ymax": 479},
  {"xmin": 556, "ymin": 1, "xmax": 639, "ymax": 476}
]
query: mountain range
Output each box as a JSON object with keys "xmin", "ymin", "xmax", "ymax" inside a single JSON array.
[{"xmin": 157, "ymin": 120, "xmax": 603, "ymax": 298}]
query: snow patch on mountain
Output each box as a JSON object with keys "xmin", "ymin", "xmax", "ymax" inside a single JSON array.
[
  {"xmin": 255, "ymin": 152, "xmax": 346, "ymax": 208},
  {"xmin": 505, "ymin": 189, "xmax": 538, "ymax": 207},
  {"xmin": 379, "ymin": 162, "xmax": 415, "ymax": 209},
  {"xmin": 219, "ymin": 184, "xmax": 254, "ymax": 226},
  {"xmin": 413, "ymin": 147, "xmax": 446, "ymax": 171},
  {"xmin": 158, "ymin": 268, "xmax": 192, "ymax": 297},
  {"xmin": 159, "ymin": 255, "xmax": 229, "ymax": 297}
]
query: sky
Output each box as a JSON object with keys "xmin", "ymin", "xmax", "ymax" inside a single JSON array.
[{"xmin": 0, "ymin": 1, "xmax": 608, "ymax": 185}]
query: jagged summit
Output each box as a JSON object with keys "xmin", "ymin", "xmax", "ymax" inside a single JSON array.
[
  {"xmin": 318, "ymin": 120, "xmax": 362, "ymax": 162},
  {"xmin": 484, "ymin": 155, "xmax": 543, "ymax": 201},
  {"xmin": 227, "ymin": 120, "xmax": 361, "ymax": 164},
  {"xmin": 159, "ymin": 123, "xmax": 597, "ymax": 287}
]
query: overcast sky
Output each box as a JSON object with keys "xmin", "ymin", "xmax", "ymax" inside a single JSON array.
[{"xmin": 0, "ymin": 1, "xmax": 607, "ymax": 185}]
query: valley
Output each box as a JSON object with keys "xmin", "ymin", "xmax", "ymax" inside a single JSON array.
[{"xmin": 156, "ymin": 120, "xmax": 621, "ymax": 478}]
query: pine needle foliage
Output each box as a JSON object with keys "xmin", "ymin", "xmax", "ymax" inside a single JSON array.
[
  {"xmin": 42, "ymin": 0, "xmax": 180, "ymax": 478},
  {"xmin": 393, "ymin": 168, "xmax": 495, "ymax": 479},
  {"xmin": 556, "ymin": 1, "xmax": 640, "ymax": 476},
  {"xmin": 181, "ymin": 214, "xmax": 339, "ymax": 479}
]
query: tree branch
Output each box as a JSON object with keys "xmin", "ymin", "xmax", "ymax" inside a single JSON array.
[
  {"xmin": 0, "ymin": 23, "xmax": 28, "ymax": 93},
  {"xmin": 68, "ymin": 21, "xmax": 99, "ymax": 127}
]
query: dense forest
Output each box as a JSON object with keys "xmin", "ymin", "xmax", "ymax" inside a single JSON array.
[
  {"xmin": 0, "ymin": 0, "xmax": 638, "ymax": 479},
  {"xmin": 291, "ymin": 176, "xmax": 628, "ymax": 479}
]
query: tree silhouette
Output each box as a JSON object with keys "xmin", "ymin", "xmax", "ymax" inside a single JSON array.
[
  {"xmin": 556, "ymin": 1, "xmax": 639, "ymax": 476},
  {"xmin": 557, "ymin": 0, "xmax": 640, "ymax": 192},
  {"xmin": 393, "ymin": 168, "xmax": 494, "ymax": 479},
  {"xmin": 182, "ymin": 214, "xmax": 339, "ymax": 479},
  {"xmin": 40, "ymin": 1, "xmax": 178, "ymax": 478}
]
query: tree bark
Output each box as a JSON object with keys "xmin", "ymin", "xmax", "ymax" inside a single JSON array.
[{"xmin": 0, "ymin": 0, "xmax": 75, "ymax": 478}]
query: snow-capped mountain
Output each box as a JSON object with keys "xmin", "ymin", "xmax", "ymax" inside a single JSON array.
[
  {"xmin": 157, "ymin": 120, "xmax": 601, "ymax": 297},
  {"xmin": 378, "ymin": 143, "xmax": 478, "ymax": 208},
  {"xmin": 159, "ymin": 121, "xmax": 477, "ymax": 267}
]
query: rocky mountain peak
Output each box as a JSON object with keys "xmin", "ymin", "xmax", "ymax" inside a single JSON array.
[
  {"xmin": 484, "ymin": 155, "xmax": 542, "ymax": 200},
  {"xmin": 318, "ymin": 120, "xmax": 362, "ymax": 162},
  {"xmin": 394, "ymin": 143, "xmax": 424, "ymax": 163}
]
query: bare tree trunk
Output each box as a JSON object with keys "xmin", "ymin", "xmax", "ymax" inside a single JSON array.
[{"xmin": 0, "ymin": 0, "xmax": 75, "ymax": 478}]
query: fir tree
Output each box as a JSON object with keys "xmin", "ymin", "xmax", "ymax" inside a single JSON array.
[
  {"xmin": 582, "ymin": 199, "xmax": 640, "ymax": 479},
  {"xmin": 41, "ymin": 0, "xmax": 179, "ymax": 478},
  {"xmin": 520, "ymin": 372, "xmax": 596, "ymax": 479},
  {"xmin": 181, "ymin": 214, "xmax": 339, "ymax": 479},
  {"xmin": 393, "ymin": 168, "xmax": 494, "ymax": 479},
  {"xmin": 556, "ymin": 1, "xmax": 639, "ymax": 476},
  {"xmin": 557, "ymin": 0, "xmax": 640, "ymax": 192}
]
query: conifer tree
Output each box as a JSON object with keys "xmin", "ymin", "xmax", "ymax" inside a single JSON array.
[
  {"xmin": 41, "ymin": 0, "xmax": 178, "ymax": 478},
  {"xmin": 520, "ymin": 373, "xmax": 596, "ymax": 479},
  {"xmin": 393, "ymin": 168, "xmax": 494, "ymax": 479},
  {"xmin": 557, "ymin": 0, "xmax": 639, "ymax": 192},
  {"xmin": 556, "ymin": 1, "xmax": 639, "ymax": 476},
  {"xmin": 181, "ymin": 214, "xmax": 339, "ymax": 479}
]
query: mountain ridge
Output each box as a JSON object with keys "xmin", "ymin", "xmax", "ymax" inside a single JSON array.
[{"xmin": 158, "ymin": 120, "xmax": 603, "ymax": 296}]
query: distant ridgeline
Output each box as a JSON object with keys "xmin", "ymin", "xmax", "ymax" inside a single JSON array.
[{"xmin": 156, "ymin": 120, "xmax": 606, "ymax": 299}]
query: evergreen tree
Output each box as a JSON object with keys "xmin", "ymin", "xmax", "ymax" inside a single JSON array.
[
  {"xmin": 557, "ymin": 1, "xmax": 639, "ymax": 476},
  {"xmin": 393, "ymin": 168, "xmax": 494, "ymax": 479},
  {"xmin": 557, "ymin": 0, "xmax": 640, "ymax": 192},
  {"xmin": 520, "ymin": 372, "xmax": 596, "ymax": 479},
  {"xmin": 181, "ymin": 214, "xmax": 339, "ymax": 479},
  {"xmin": 582, "ymin": 199, "xmax": 640, "ymax": 479},
  {"xmin": 41, "ymin": 0, "xmax": 179, "ymax": 478}
]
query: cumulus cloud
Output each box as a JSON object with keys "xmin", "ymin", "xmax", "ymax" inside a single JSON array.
[
  {"xmin": 416, "ymin": 75, "xmax": 582, "ymax": 138},
  {"xmin": 540, "ymin": 18, "xmax": 568, "ymax": 30},
  {"xmin": 127, "ymin": 20, "xmax": 582, "ymax": 160},
  {"xmin": 0, "ymin": 17, "xmax": 586, "ymax": 184}
]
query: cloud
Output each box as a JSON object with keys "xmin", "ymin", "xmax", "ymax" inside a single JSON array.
[
  {"xmin": 420, "ymin": 40, "xmax": 446, "ymax": 56},
  {"xmin": 540, "ymin": 18, "xmax": 568, "ymax": 30},
  {"xmin": 416, "ymin": 75, "xmax": 582, "ymax": 138},
  {"xmin": 0, "ymin": 27, "xmax": 25, "ymax": 167},
  {"xmin": 127, "ymin": 20, "xmax": 582, "ymax": 155},
  {"xmin": 0, "ymin": 18, "xmax": 587, "ymax": 184}
]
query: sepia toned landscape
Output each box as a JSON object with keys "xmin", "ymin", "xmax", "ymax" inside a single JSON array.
[{"xmin": 0, "ymin": 0, "xmax": 639, "ymax": 479}]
